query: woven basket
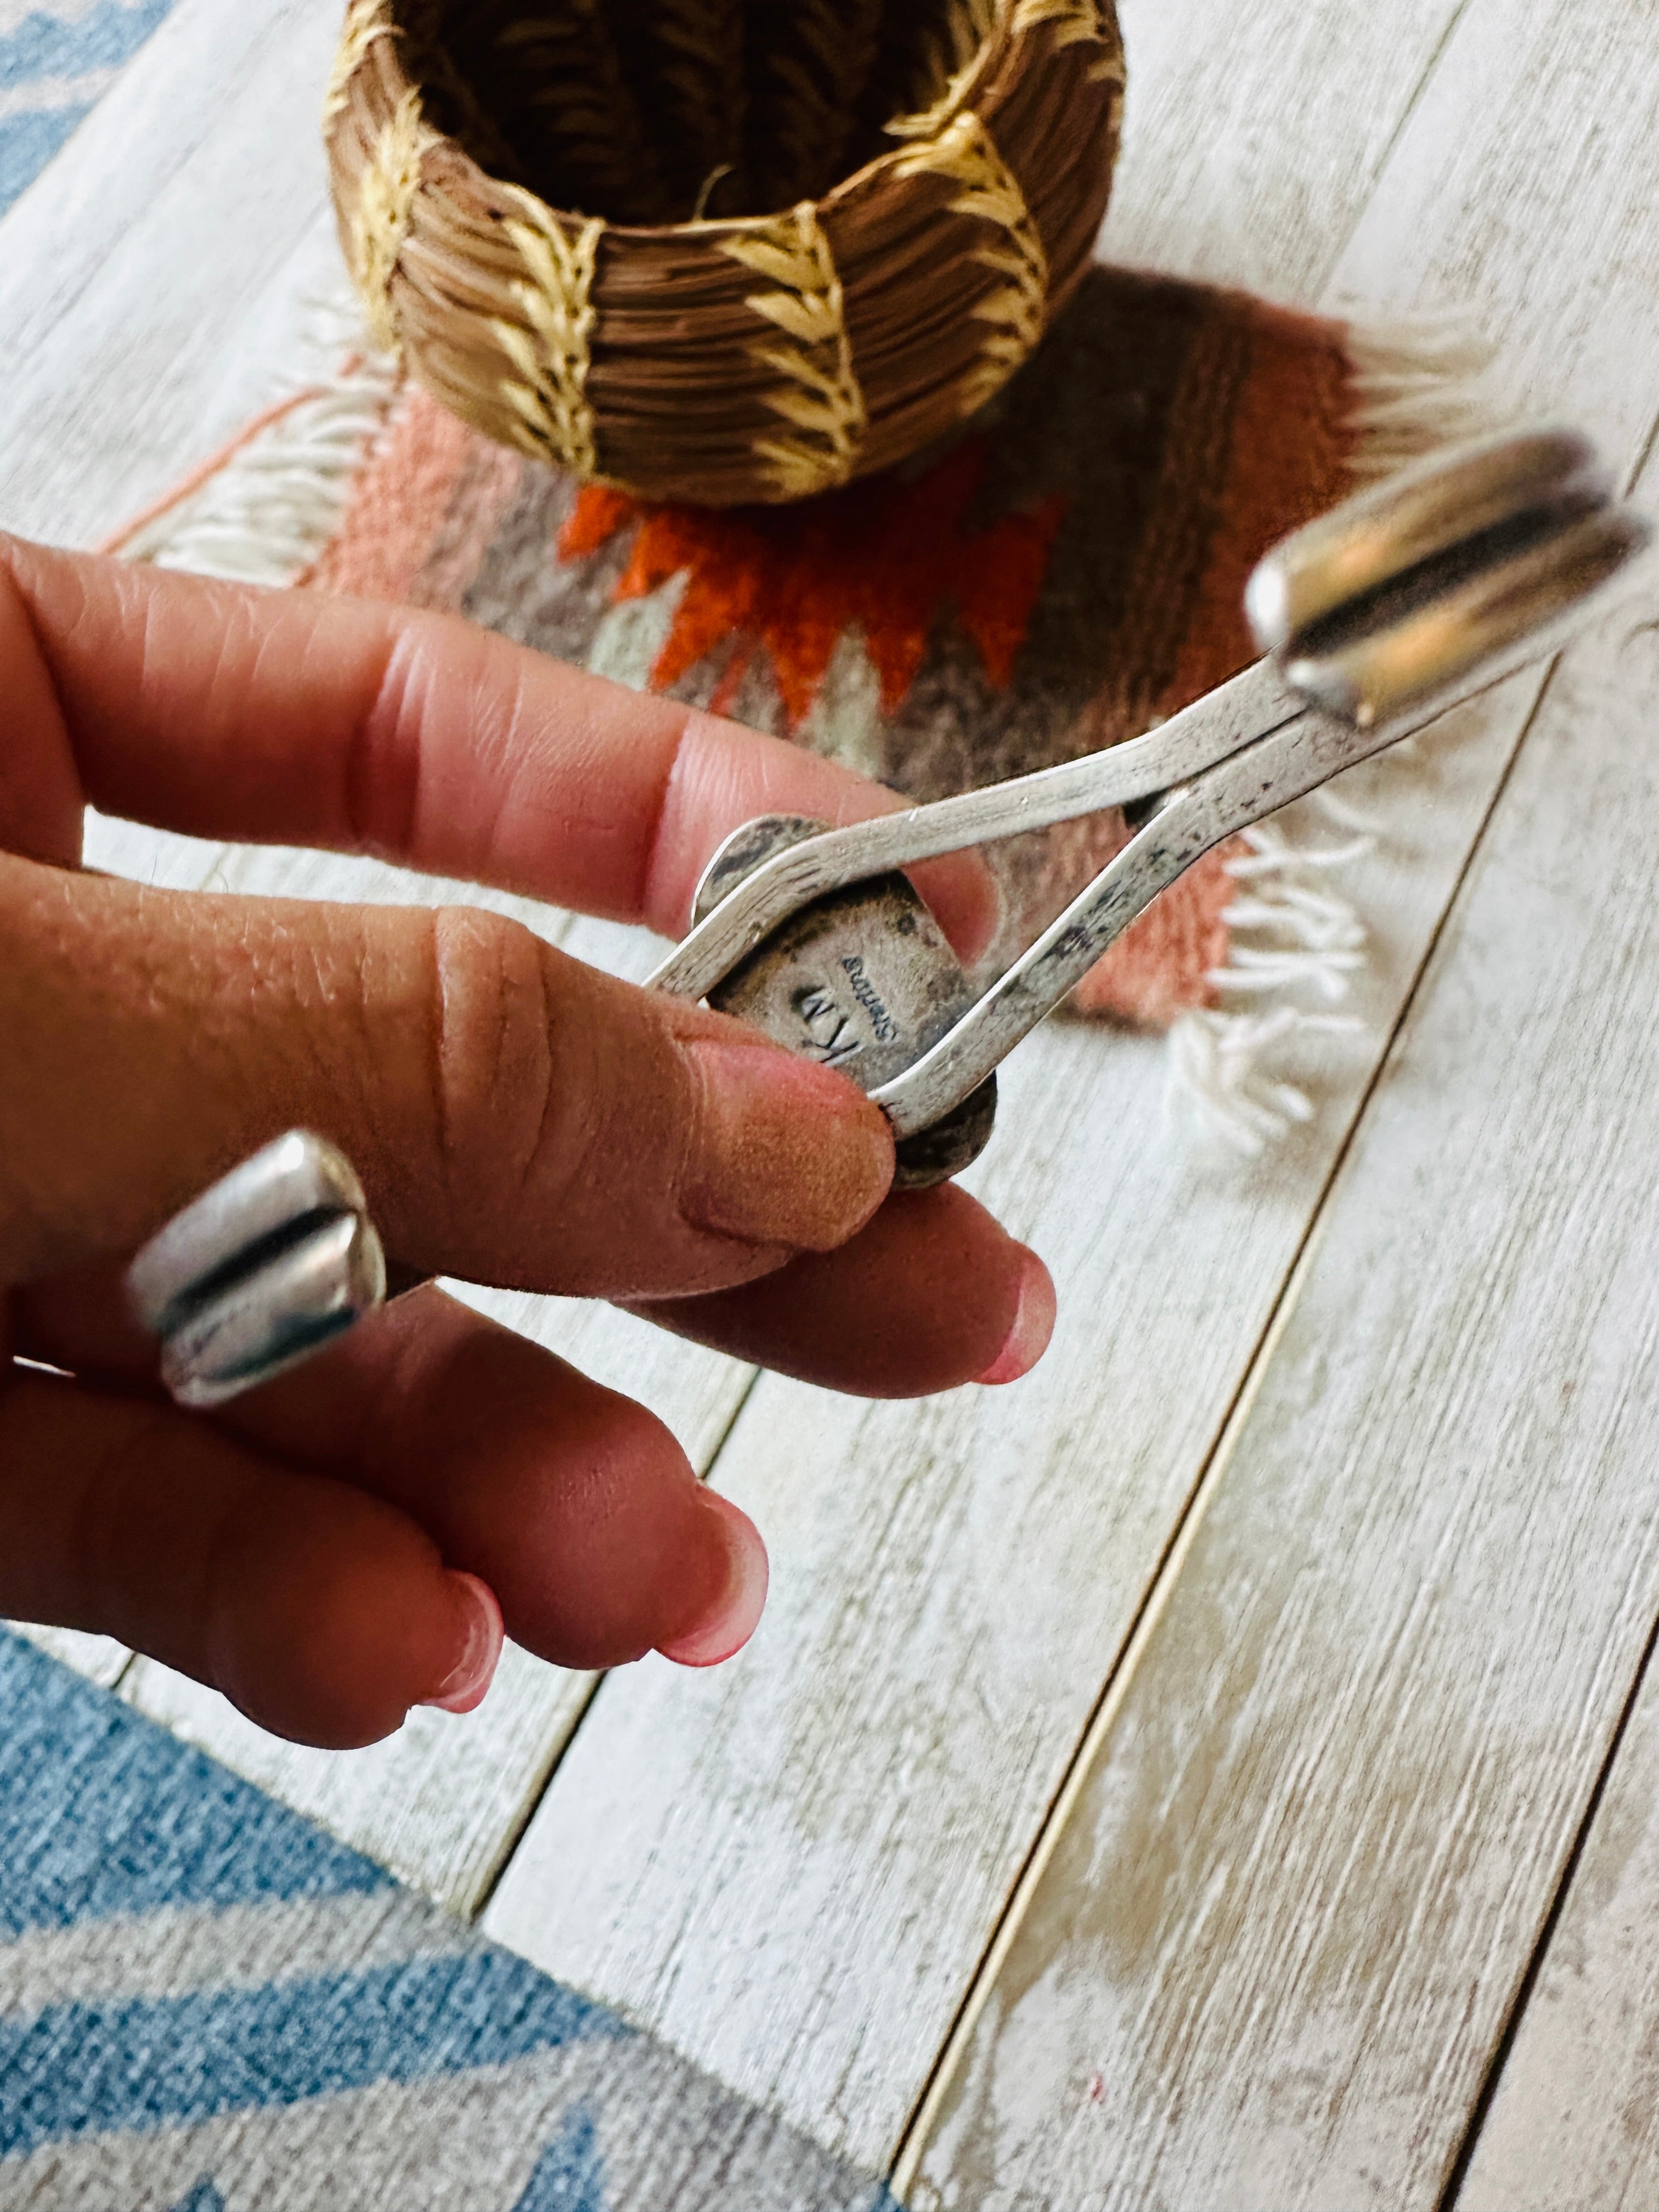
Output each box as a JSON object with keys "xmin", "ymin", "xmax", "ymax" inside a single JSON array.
[{"xmin": 324, "ymin": 0, "xmax": 1125, "ymax": 506}]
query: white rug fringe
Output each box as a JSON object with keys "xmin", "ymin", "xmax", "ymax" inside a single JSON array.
[
  {"xmin": 114, "ymin": 295, "xmax": 402, "ymax": 585},
  {"xmin": 1165, "ymin": 307, "xmax": 1499, "ymax": 1154},
  {"xmin": 1342, "ymin": 310, "xmax": 1500, "ymax": 481}
]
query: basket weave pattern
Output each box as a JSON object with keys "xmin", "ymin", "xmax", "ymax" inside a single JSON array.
[{"xmin": 325, "ymin": 0, "xmax": 1124, "ymax": 505}]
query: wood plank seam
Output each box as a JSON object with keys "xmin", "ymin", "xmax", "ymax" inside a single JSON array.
[
  {"xmin": 1425, "ymin": 377, "xmax": 1659, "ymax": 2212},
  {"xmin": 888, "ymin": 634, "xmax": 1588, "ymax": 2197},
  {"xmin": 468, "ymin": 1362, "xmax": 768, "ymax": 1921},
  {"xmin": 888, "ymin": 1206, "xmax": 1331, "ymax": 2198},
  {"xmin": 1438, "ymin": 1598, "xmax": 1659, "ymax": 2209},
  {"xmin": 24, "ymin": 0, "xmax": 1649, "ymax": 2175},
  {"xmin": 478, "ymin": 0, "xmax": 1608, "ymax": 2142},
  {"xmin": 1361, "ymin": 0, "xmax": 1479, "ymax": 208}
]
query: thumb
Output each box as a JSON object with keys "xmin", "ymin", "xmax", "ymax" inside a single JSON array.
[{"xmin": 0, "ymin": 853, "xmax": 894, "ymax": 1300}]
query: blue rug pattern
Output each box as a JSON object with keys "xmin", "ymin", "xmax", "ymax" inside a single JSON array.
[
  {"xmin": 0, "ymin": 0, "xmax": 177, "ymax": 216},
  {"xmin": 0, "ymin": 1635, "xmax": 895, "ymax": 2210}
]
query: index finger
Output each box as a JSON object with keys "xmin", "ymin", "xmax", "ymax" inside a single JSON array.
[{"xmin": 2, "ymin": 537, "xmax": 997, "ymax": 956}]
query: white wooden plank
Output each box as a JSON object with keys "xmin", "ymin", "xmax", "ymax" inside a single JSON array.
[
  {"xmin": 1102, "ymin": 0, "xmax": 1470, "ymax": 298},
  {"xmin": 123, "ymin": 1641, "xmax": 592, "ymax": 1913},
  {"xmin": 7, "ymin": 0, "xmax": 1647, "ymax": 2187},
  {"xmin": 904, "ymin": 269, "xmax": 1659, "ymax": 2212},
  {"xmin": 482, "ymin": 0, "xmax": 1659, "ymax": 2168},
  {"xmin": 7, "ymin": 1625, "xmax": 129, "ymax": 1691},
  {"xmin": 83, "ymin": 811, "xmax": 579, "ymax": 934},
  {"xmin": 81, "ymin": 809, "xmax": 232, "ymax": 895},
  {"xmin": 0, "ymin": 0, "xmax": 345, "ymax": 549},
  {"xmin": 0, "ymin": 0, "xmax": 327, "ymax": 365},
  {"xmin": 1329, "ymin": 0, "xmax": 1659, "ymax": 467},
  {"xmin": 1458, "ymin": 1642, "xmax": 1659, "ymax": 2211}
]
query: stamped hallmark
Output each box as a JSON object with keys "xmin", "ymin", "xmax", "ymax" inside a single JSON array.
[
  {"xmin": 692, "ymin": 811, "xmax": 999, "ymax": 1184},
  {"xmin": 839, "ymin": 955, "xmax": 899, "ymax": 1043},
  {"xmin": 793, "ymin": 983, "xmax": 864, "ymax": 1066}
]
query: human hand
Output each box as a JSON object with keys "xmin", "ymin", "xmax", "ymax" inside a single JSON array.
[{"xmin": 0, "ymin": 537, "xmax": 1053, "ymax": 1748}]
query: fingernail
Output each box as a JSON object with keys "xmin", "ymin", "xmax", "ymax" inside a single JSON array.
[
  {"xmin": 682, "ymin": 1040, "xmax": 893, "ymax": 1250},
  {"xmin": 977, "ymin": 1250, "xmax": 1057, "ymax": 1385},
  {"xmin": 657, "ymin": 1494, "xmax": 770, "ymax": 1668},
  {"xmin": 422, "ymin": 1572, "xmax": 504, "ymax": 1713}
]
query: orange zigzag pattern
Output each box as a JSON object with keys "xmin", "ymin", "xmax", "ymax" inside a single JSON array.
[{"xmin": 559, "ymin": 438, "xmax": 1066, "ymax": 728}]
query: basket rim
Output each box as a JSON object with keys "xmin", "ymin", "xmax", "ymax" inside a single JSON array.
[{"xmin": 343, "ymin": 0, "xmax": 1018, "ymax": 245}]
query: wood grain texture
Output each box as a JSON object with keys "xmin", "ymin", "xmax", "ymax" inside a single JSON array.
[
  {"xmin": 1330, "ymin": 0, "xmax": 1659, "ymax": 467},
  {"xmin": 486, "ymin": 0, "xmax": 1659, "ymax": 2174},
  {"xmin": 1459, "ymin": 1639, "xmax": 1659, "ymax": 2211},
  {"xmin": 0, "ymin": 0, "xmax": 345, "ymax": 550},
  {"xmin": 907, "ymin": 105, "xmax": 1659, "ymax": 2212},
  {"xmin": 1101, "ymin": 0, "xmax": 1471, "ymax": 298},
  {"xmin": 8, "ymin": 0, "xmax": 1657, "ymax": 2193},
  {"xmin": 910, "ymin": 586, "xmax": 1659, "ymax": 2212}
]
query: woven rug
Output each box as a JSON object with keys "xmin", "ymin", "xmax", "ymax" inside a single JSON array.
[
  {"xmin": 0, "ymin": 1630, "xmax": 899, "ymax": 2209},
  {"xmin": 116, "ymin": 266, "xmax": 1489, "ymax": 1147}
]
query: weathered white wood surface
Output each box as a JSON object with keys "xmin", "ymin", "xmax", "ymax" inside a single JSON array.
[
  {"xmin": 8, "ymin": 1626, "xmax": 129, "ymax": 1691},
  {"xmin": 0, "ymin": 0, "xmax": 345, "ymax": 551},
  {"xmin": 1108, "ymin": 0, "xmax": 1472, "ymax": 301},
  {"xmin": 483, "ymin": 729, "xmax": 1515, "ymax": 2166},
  {"xmin": 1459, "ymin": 1640, "xmax": 1659, "ymax": 2212},
  {"xmin": 7, "ymin": 0, "xmax": 1659, "ymax": 2195},
  {"xmin": 907, "ymin": 577, "xmax": 1659, "ymax": 2212},
  {"xmin": 899, "ymin": 7, "xmax": 1659, "ymax": 2182},
  {"xmin": 483, "ymin": 0, "xmax": 1659, "ymax": 2174}
]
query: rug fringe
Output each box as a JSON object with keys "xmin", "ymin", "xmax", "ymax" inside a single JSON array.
[
  {"xmin": 1165, "ymin": 819, "xmax": 1370, "ymax": 1156},
  {"xmin": 1165, "ymin": 307, "xmax": 1499, "ymax": 1153},
  {"xmin": 1343, "ymin": 309, "xmax": 1500, "ymax": 481},
  {"xmin": 112, "ymin": 296, "xmax": 402, "ymax": 584}
]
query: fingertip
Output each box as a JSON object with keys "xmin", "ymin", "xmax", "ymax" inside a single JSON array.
[
  {"xmin": 210, "ymin": 1482, "xmax": 486, "ymax": 1749},
  {"xmin": 632, "ymin": 1186, "xmax": 1052, "ymax": 1398},
  {"xmin": 420, "ymin": 1571, "xmax": 505, "ymax": 1713},
  {"xmin": 975, "ymin": 1247, "xmax": 1057, "ymax": 1385},
  {"xmin": 656, "ymin": 1492, "xmax": 769, "ymax": 1668},
  {"xmin": 682, "ymin": 1035, "xmax": 894, "ymax": 1251},
  {"xmin": 911, "ymin": 847, "xmax": 1002, "ymax": 968}
]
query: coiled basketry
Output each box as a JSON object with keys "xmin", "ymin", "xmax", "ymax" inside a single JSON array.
[{"xmin": 324, "ymin": 0, "xmax": 1125, "ymax": 506}]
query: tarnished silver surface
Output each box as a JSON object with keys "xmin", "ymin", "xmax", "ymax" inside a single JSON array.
[
  {"xmin": 656, "ymin": 426, "xmax": 1654, "ymax": 1160},
  {"xmin": 126, "ymin": 1131, "xmax": 389, "ymax": 1409},
  {"xmin": 656, "ymin": 656, "xmax": 1301, "ymax": 1007},
  {"xmin": 1255, "ymin": 429, "xmax": 1641, "ymax": 726},
  {"xmin": 1244, "ymin": 427, "xmax": 1611, "ymax": 670},
  {"xmin": 696, "ymin": 816, "xmax": 997, "ymax": 1184},
  {"xmin": 872, "ymin": 703, "xmax": 1444, "ymax": 1136}
]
